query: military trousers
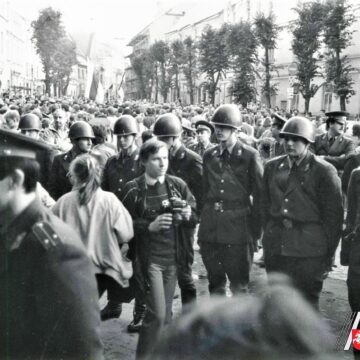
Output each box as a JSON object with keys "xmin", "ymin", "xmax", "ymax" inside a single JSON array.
[
  {"xmin": 265, "ymin": 254, "xmax": 327, "ymax": 308},
  {"xmin": 177, "ymin": 227, "xmax": 197, "ymax": 305},
  {"xmin": 200, "ymin": 242, "xmax": 252, "ymax": 295}
]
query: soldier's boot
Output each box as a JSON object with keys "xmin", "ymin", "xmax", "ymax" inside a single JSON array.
[
  {"xmin": 100, "ymin": 301, "xmax": 122, "ymax": 321},
  {"xmin": 127, "ymin": 303, "xmax": 146, "ymax": 333}
]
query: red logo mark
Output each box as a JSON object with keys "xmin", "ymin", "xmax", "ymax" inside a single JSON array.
[{"xmin": 352, "ymin": 330, "xmax": 360, "ymax": 350}]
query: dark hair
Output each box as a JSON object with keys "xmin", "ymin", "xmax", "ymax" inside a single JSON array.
[
  {"xmin": 0, "ymin": 157, "xmax": 39, "ymax": 193},
  {"xmin": 139, "ymin": 138, "xmax": 168, "ymax": 162},
  {"xmin": 353, "ymin": 124, "xmax": 360, "ymax": 137},
  {"xmin": 92, "ymin": 124, "xmax": 107, "ymax": 144},
  {"xmin": 142, "ymin": 129, "xmax": 154, "ymax": 143}
]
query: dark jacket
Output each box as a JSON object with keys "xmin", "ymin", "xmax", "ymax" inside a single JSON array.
[
  {"xmin": 47, "ymin": 149, "xmax": 77, "ymax": 200},
  {"xmin": 168, "ymin": 144, "xmax": 203, "ymax": 212},
  {"xmin": 342, "ymin": 153, "xmax": 360, "ymax": 194},
  {"xmin": 198, "ymin": 140, "xmax": 263, "ymax": 244},
  {"xmin": 0, "ymin": 199, "xmax": 103, "ymax": 360},
  {"xmin": 313, "ymin": 132, "xmax": 355, "ymax": 170},
  {"xmin": 189, "ymin": 142, "xmax": 215, "ymax": 158},
  {"xmin": 121, "ymin": 174, "xmax": 197, "ymax": 287},
  {"xmin": 102, "ymin": 148, "xmax": 144, "ymax": 199},
  {"xmin": 261, "ymin": 151, "xmax": 343, "ymax": 259}
]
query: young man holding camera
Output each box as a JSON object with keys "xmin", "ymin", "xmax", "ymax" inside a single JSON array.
[{"xmin": 121, "ymin": 138, "xmax": 197, "ymax": 359}]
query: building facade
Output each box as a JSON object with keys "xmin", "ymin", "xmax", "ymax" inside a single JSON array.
[{"xmin": 125, "ymin": 0, "xmax": 360, "ymax": 115}]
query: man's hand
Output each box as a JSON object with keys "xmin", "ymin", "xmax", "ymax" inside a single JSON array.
[
  {"xmin": 149, "ymin": 213, "xmax": 173, "ymax": 232},
  {"xmin": 180, "ymin": 205, "xmax": 192, "ymax": 221}
]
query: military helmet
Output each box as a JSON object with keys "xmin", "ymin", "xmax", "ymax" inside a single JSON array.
[
  {"xmin": 69, "ymin": 121, "xmax": 95, "ymax": 140},
  {"xmin": 211, "ymin": 104, "xmax": 242, "ymax": 129},
  {"xmin": 18, "ymin": 114, "xmax": 42, "ymax": 131},
  {"xmin": 280, "ymin": 116, "xmax": 315, "ymax": 143},
  {"xmin": 153, "ymin": 113, "xmax": 182, "ymax": 137},
  {"xmin": 114, "ymin": 115, "xmax": 138, "ymax": 135}
]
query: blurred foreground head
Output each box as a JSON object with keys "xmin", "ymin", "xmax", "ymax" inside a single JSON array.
[{"xmin": 150, "ymin": 274, "xmax": 335, "ymax": 360}]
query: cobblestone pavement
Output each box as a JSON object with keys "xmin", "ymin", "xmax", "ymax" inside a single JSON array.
[{"xmin": 100, "ymin": 246, "xmax": 353, "ymax": 360}]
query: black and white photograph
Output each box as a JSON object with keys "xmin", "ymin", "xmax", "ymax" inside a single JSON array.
[{"xmin": 0, "ymin": 0, "xmax": 360, "ymax": 359}]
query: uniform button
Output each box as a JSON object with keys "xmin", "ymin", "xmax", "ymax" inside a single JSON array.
[
  {"xmin": 119, "ymin": 179, "xmax": 123, "ymax": 182},
  {"xmin": 284, "ymin": 198, "xmax": 289, "ymax": 203},
  {"xmin": 220, "ymin": 210, "xmax": 224, "ymax": 213},
  {"xmin": 118, "ymin": 188, "xmax": 121, "ymax": 192},
  {"xmin": 218, "ymin": 262, "xmax": 222, "ymax": 265},
  {"xmin": 221, "ymin": 179, "xmax": 224, "ymax": 183},
  {"xmin": 283, "ymin": 209, "xmax": 288, "ymax": 213},
  {"xmin": 220, "ymin": 189, "xmax": 224, "ymax": 193},
  {"xmin": 44, "ymin": 239, "xmax": 49, "ymax": 245}
]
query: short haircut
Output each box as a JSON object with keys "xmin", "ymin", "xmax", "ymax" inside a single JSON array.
[
  {"xmin": 353, "ymin": 124, "xmax": 360, "ymax": 137},
  {"xmin": 4, "ymin": 110, "xmax": 20, "ymax": 123},
  {"xmin": 0, "ymin": 157, "xmax": 39, "ymax": 193},
  {"xmin": 91, "ymin": 124, "xmax": 108, "ymax": 143},
  {"xmin": 139, "ymin": 138, "xmax": 168, "ymax": 162}
]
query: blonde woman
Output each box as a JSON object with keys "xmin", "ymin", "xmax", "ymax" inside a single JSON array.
[{"xmin": 52, "ymin": 153, "xmax": 134, "ymax": 321}]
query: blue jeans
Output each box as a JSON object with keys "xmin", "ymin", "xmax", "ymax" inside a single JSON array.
[{"xmin": 136, "ymin": 262, "xmax": 177, "ymax": 359}]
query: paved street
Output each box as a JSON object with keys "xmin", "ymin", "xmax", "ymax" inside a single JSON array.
[{"xmin": 100, "ymin": 247, "xmax": 354, "ymax": 360}]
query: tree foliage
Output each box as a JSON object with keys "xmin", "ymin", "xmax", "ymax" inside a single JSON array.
[
  {"xmin": 31, "ymin": 7, "xmax": 77, "ymax": 96},
  {"xmin": 198, "ymin": 25, "xmax": 230, "ymax": 105},
  {"xmin": 254, "ymin": 11, "xmax": 279, "ymax": 107},
  {"xmin": 291, "ymin": 1, "xmax": 324, "ymax": 114},
  {"xmin": 323, "ymin": 0, "xmax": 355, "ymax": 110},
  {"xmin": 182, "ymin": 36, "xmax": 199, "ymax": 104},
  {"xmin": 228, "ymin": 22, "xmax": 258, "ymax": 107}
]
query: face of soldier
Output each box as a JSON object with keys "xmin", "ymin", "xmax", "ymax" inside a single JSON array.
[
  {"xmin": 21, "ymin": 130, "xmax": 40, "ymax": 140},
  {"xmin": 215, "ymin": 125, "xmax": 233, "ymax": 142},
  {"xmin": 271, "ymin": 123, "xmax": 281, "ymax": 139},
  {"xmin": 117, "ymin": 134, "xmax": 135, "ymax": 151},
  {"xmin": 53, "ymin": 111, "xmax": 66, "ymax": 130},
  {"xmin": 143, "ymin": 146, "xmax": 169, "ymax": 179},
  {"xmin": 74, "ymin": 137, "xmax": 92, "ymax": 153},
  {"xmin": 197, "ymin": 129, "xmax": 211, "ymax": 145},
  {"xmin": 283, "ymin": 135, "xmax": 308, "ymax": 159},
  {"xmin": 329, "ymin": 120, "xmax": 345, "ymax": 136}
]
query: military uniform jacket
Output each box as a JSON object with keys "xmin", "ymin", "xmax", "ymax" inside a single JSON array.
[
  {"xmin": 313, "ymin": 132, "xmax": 355, "ymax": 170},
  {"xmin": 342, "ymin": 153, "xmax": 360, "ymax": 194},
  {"xmin": 0, "ymin": 199, "xmax": 103, "ymax": 359},
  {"xmin": 47, "ymin": 148, "xmax": 77, "ymax": 200},
  {"xmin": 102, "ymin": 148, "xmax": 144, "ymax": 199},
  {"xmin": 198, "ymin": 140, "xmax": 264, "ymax": 244},
  {"xmin": 189, "ymin": 142, "xmax": 215, "ymax": 158},
  {"xmin": 168, "ymin": 144, "xmax": 203, "ymax": 212},
  {"xmin": 261, "ymin": 151, "xmax": 343, "ymax": 259}
]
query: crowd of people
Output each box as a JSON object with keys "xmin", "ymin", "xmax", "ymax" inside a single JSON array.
[{"xmin": 0, "ymin": 94, "xmax": 359, "ymax": 359}]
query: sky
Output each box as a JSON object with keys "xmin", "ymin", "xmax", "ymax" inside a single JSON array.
[{"xmin": 11, "ymin": 0, "xmax": 217, "ymax": 44}]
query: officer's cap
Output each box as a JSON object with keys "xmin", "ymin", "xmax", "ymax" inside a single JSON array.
[
  {"xmin": 0, "ymin": 128, "xmax": 50, "ymax": 159},
  {"xmin": 182, "ymin": 124, "xmax": 196, "ymax": 134},
  {"xmin": 325, "ymin": 111, "xmax": 349, "ymax": 124},
  {"xmin": 271, "ymin": 113, "xmax": 287, "ymax": 126},
  {"xmin": 195, "ymin": 120, "xmax": 214, "ymax": 134}
]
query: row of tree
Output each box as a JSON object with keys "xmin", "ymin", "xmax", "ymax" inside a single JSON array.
[
  {"xmin": 131, "ymin": 0, "xmax": 355, "ymax": 111},
  {"xmin": 31, "ymin": 8, "xmax": 77, "ymax": 96}
]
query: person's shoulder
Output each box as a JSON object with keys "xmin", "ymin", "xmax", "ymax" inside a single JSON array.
[
  {"xmin": 30, "ymin": 208, "xmax": 86, "ymax": 256},
  {"xmin": 166, "ymin": 174, "xmax": 187, "ymax": 188},
  {"xmin": 265, "ymin": 154, "xmax": 287, "ymax": 170},
  {"xmin": 184, "ymin": 146, "xmax": 202, "ymax": 162},
  {"xmin": 203, "ymin": 144, "xmax": 220, "ymax": 159},
  {"xmin": 312, "ymin": 153, "xmax": 338, "ymax": 174},
  {"xmin": 342, "ymin": 134, "xmax": 355, "ymax": 144}
]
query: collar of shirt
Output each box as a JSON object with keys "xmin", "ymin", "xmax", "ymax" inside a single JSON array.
[
  {"xmin": 287, "ymin": 151, "xmax": 307, "ymax": 169},
  {"xmin": 145, "ymin": 173, "xmax": 165, "ymax": 186},
  {"xmin": 327, "ymin": 133, "xmax": 339, "ymax": 142},
  {"xmin": 219, "ymin": 140, "xmax": 237, "ymax": 155}
]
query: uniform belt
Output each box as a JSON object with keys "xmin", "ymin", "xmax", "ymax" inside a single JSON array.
[{"xmin": 207, "ymin": 200, "xmax": 250, "ymax": 213}]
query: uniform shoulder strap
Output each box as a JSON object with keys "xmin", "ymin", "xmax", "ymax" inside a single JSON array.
[{"xmin": 31, "ymin": 221, "xmax": 61, "ymax": 251}]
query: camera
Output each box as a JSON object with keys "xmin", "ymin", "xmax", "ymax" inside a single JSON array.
[{"xmin": 160, "ymin": 196, "xmax": 188, "ymax": 225}]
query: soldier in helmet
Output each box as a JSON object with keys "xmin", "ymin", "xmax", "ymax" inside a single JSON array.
[
  {"xmin": 261, "ymin": 117, "xmax": 343, "ymax": 307},
  {"xmin": 48, "ymin": 121, "xmax": 95, "ymax": 200},
  {"xmin": 313, "ymin": 111, "xmax": 355, "ymax": 176},
  {"xmin": 102, "ymin": 115, "xmax": 144, "ymax": 327},
  {"xmin": 153, "ymin": 113, "xmax": 202, "ymax": 305},
  {"xmin": 0, "ymin": 130, "xmax": 103, "ymax": 359},
  {"xmin": 18, "ymin": 113, "xmax": 42, "ymax": 140},
  {"xmin": 198, "ymin": 104, "xmax": 263, "ymax": 295},
  {"xmin": 269, "ymin": 113, "xmax": 287, "ymax": 159},
  {"xmin": 189, "ymin": 120, "xmax": 215, "ymax": 157}
]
